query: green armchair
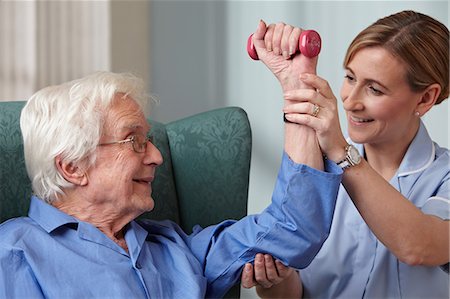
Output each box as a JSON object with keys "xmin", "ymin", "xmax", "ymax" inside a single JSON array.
[{"xmin": 0, "ymin": 101, "xmax": 252, "ymax": 298}]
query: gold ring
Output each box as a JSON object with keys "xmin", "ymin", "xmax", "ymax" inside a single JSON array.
[{"xmin": 312, "ymin": 104, "xmax": 320, "ymax": 117}]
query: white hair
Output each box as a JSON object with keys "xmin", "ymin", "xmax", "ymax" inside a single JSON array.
[{"xmin": 20, "ymin": 71, "xmax": 153, "ymax": 203}]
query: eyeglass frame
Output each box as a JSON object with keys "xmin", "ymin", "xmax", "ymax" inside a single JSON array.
[{"xmin": 98, "ymin": 134, "xmax": 154, "ymax": 153}]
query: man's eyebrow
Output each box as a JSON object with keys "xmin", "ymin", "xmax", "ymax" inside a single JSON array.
[{"xmin": 115, "ymin": 124, "xmax": 149, "ymax": 134}]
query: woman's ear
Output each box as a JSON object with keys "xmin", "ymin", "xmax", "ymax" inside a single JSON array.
[
  {"xmin": 55, "ymin": 156, "xmax": 88, "ymax": 186},
  {"xmin": 416, "ymin": 83, "xmax": 441, "ymax": 116}
]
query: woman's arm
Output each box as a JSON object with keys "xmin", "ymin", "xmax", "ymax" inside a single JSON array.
[
  {"xmin": 340, "ymin": 160, "xmax": 449, "ymax": 266},
  {"xmin": 284, "ymin": 73, "xmax": 450, "ymax": 266}
]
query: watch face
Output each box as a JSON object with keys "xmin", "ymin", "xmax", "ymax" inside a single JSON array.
[{"xmin": 348, "ymin": 145, "xmax": 361, "ymax": 164}]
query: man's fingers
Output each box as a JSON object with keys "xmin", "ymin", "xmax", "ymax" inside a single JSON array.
[
  {"xmin": 275, "ymin": 259, "xmax": 294, "ymax": 278},
  {"xmin": 253, "ymin": 19, "xmax": 267, "ymax": 41},
  {"xmin": 254, "ymin": 254, "xmax": 273, "ymax": 288},
  {"xmin": 241, "ymin": 263, "xmax": 256, "ymax": 288}
]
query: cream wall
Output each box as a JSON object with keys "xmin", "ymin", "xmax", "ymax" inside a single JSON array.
[
  {"xmin": 110, "ymin": 1, "xmax": 151, "ymax": 96},
  {"xmin": 0, "ymin": 1, "xmax": 151, "ymax": 103}
]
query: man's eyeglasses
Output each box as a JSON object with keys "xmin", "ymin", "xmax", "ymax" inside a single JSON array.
[{"xmin": 99, "ymin": 135, "xmax": 153, "ymax": 153}]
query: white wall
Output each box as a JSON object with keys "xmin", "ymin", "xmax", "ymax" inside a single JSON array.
[{"xmin": 149, "ymin": 2, "xmax": 448, "ymax": 297}]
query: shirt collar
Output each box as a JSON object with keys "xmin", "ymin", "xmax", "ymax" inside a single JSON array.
[
  {"xmin": 28, "ymin": 195, "xmax": 149, "ymax": 257},
  {"xmin": 126, "ymin": 221, "xmax": 149, "ymax": 260},
  {"xmin": 28, "ymin": 195, "xmax": 79, "ymax": 233},
  {"xmin": 396, "ymin": 121, "xmax": 435, "ymax": 177},
  {"xmin": 348, "ymin": 121, "xmax": 434, "ymax": 178}
]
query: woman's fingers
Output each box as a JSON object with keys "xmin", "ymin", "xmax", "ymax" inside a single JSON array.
[
  {"xmin": 284, "ymin": 101, "xmax": 320, "ymax": 116},
  {"xmin": 283, "ymin": 74, "xmax": 336, "ymax": 109},
  {"xmin": 300, "ymin": 73, "xmax": 335, "ymax": 100}
]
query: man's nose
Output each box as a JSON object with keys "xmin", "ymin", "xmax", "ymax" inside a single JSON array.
[{"xmin": 143, "ymin": 140, "xmax": 163, "ymax": 166}]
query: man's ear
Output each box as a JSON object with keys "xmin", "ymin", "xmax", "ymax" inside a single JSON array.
[
  {"xmin": 55, "ymin": 156, "xmax": 88, "ymax": 186},
  {"xmin": 416, "ymin": 83, "xmax": 441, "ymax": 116}
]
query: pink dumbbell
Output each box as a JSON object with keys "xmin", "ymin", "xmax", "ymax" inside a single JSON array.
[{"xmin": 247, "ymin": 30, "xmax": 321, "ymax": 60}]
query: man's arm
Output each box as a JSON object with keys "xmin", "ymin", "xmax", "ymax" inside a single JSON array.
[
  {"xmin": 187, "ymin": 22, "xmax": 340, "ymax": 298},
  {"xmin": 0, "ymin": 247, "xmax": 44, "ymax": 298},
  {"xmin": 187, "ymin": 153, "xmax": 341, "ymax": 297},
  {"xmin": 251, "ymin": 20, "xmax": 323, "ymax": 169}
]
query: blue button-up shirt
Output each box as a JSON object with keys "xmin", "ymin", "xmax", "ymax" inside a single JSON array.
[
  {"xmin": 0, "ymin": 153, "xmax": 342, "ymax": 299},
  {"xmin": 301, "ymin": 122, "xmax": 450, "ymax": 298}
]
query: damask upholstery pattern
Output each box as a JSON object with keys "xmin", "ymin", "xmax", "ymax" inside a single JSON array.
[
  {"xmin": 167, "ymin": 107, "xmax": 251, "ymax": 232},
  {"xmin": 139, "ymin": 120, "xmax": 181, "ymax": 224},
  {"xmin": 0, "ymin": 101, "xmax": 31, "ymax": 221}
]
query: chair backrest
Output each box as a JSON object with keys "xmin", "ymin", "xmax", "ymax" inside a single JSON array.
[
  {"xmin": 0, "ymin": 101, "xmax": 251, "ymax": 297},
  {"xmin": 0, "ymin": 101, "xmax": 31, "ymax": 220}
]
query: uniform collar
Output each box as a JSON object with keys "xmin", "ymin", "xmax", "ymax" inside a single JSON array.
[
  {"xmin": 397, "ymin": 121, "xmax": 434, "ymax": 177},
  {"xmin": 348, "ymin": 121, "xmax": 434, "ymax": 178}
]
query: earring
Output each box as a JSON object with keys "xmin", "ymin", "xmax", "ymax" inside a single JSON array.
[{"xmin": 415, "ymin": 111, "xmax": 420, "ymax": 117}]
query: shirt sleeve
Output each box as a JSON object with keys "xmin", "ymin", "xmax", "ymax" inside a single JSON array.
[
  {"xmin": 187, "ymin": 152, "xmax": 342, "ymax": 298},
  {"xmin": 0, "ymin": 247, "xmax": 45, "ymax": 299}
]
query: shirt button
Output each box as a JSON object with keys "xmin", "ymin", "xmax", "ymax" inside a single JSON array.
[{"xmin": 136, "ymin": 262, "xmax": 142, "ymax": 269}]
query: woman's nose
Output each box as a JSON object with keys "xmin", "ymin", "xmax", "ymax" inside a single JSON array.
[{"xmin": 342, "ymin": 85, "xmax": 364, "ymax": 111}]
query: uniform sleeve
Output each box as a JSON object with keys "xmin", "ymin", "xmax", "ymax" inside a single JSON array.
[
  {"xmin": 421, "ymin": 177, "xmax": 450, "ymax": 220},
  {"xmin": 187, "ymin": 152, "xmax": 342, "ymax": 298},
  {"xmin": 0, "ymin": 247, "xmax": 44, "ymax": 299},
  {"xmin": 420, "ymin": 176, "xmax": 450, "ymax": 274}
]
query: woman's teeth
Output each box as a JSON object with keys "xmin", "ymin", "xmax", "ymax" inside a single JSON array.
[{"xmin": 351, "ymin": 116, "xmax": 373, "ymax": 123}]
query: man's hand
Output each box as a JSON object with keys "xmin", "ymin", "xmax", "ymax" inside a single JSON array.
[
  {"xmin": 241, "ymin": 254, "xmax": 302, "ymax": 298},
  {"xmin": 251, "ymin": 20, "xmax": 319, "ymax": 92}
]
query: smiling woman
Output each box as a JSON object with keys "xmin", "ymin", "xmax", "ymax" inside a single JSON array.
[
  {"xmin": 243, "ymin": 10, "xmax": 449, "ymax": 299},
  {"xmin": 341, "ymin": 47, "xmax": 428, "ymax": 159}
]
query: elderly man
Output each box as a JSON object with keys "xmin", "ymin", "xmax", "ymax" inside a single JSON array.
[{"xmin": 0, "ymin": 21, "xmax": 341, "ymax": 299}]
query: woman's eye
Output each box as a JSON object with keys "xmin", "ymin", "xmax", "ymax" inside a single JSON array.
[
  {"xmin": 369, "ymin": 86, "xmax": 383, "ymax": 95},
  {"xmin": 345, "ymin": 74, "xmax": 355, "ymax": 82}
]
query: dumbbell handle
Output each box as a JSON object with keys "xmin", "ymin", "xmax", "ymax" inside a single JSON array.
[{"xmin": 247, "ymin": 30, "xmax": 321, "ymax": 60}]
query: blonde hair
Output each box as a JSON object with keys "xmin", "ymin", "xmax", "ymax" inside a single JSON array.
[{"xmin": 344, "ymin": 10, "xmax": 449, "ymax": 104}]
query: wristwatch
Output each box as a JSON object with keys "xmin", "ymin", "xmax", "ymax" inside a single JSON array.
[{"xmin": 337, "ymin": 144, "xmax": 361, "ymax": 170}]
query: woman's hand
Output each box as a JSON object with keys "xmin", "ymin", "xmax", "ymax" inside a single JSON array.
[
  {"xmin": 241, "ymin": 253, "xmax": 301, "ymax": 298},
  {"xmin": 283, "ymin": 73, "xmax": 348, "ymax": 161},
  {"xmin": 251, "ymin": 20, "xmax": 318, "ymax": 92}
]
